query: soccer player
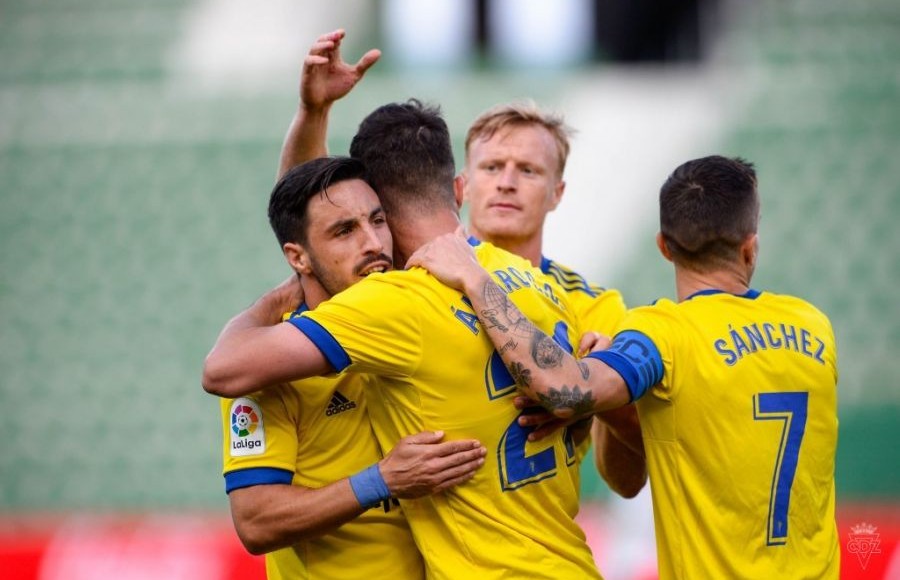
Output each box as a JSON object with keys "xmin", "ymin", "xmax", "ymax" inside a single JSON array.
[
  {"xmin": 204, "ymin": 100, "xmax": 604, "ymax": 578},
  {"xmin": 458, "ymin": 101, "xmax": 644, "ymax": 497},
  {"xmin": 408, "ymin": 155, "xmax": 840, "ymax": 578},
  {"xmin": 277, "ymin": 28, "xmax": 645, "ymax": 498},
  {"xmin": 220, "ymin": 156, "xmax": 486, "ymax": 579}
]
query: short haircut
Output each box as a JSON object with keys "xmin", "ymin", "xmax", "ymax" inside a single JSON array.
[
  {"xmin": 349, "ymin": 99, "xmax": 457, "ymax": 216},
  {"xmin": 659, "ymin": 155, "xmax": 760, "ymax": 271},
  {"xmin": 465, "ymin": 100, "xmax": 574, "ymax": 177},
  {"xmin": 268, "ymin": 156, "xmax": 369, "ymax": 247}
]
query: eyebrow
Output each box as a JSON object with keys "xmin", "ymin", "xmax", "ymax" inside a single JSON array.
[
  {"xmin": 326, "ymin": 207, "xmax": 385, "ymax": 234},
  {"xmin": 327, "ymin": 217, "xmax": 358, "ymax": 234}
]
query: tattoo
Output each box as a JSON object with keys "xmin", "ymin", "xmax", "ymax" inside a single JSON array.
[
  {"xmin": 537, "ymin": 385, "xmax": 596, "ymax": 416},
  {"xmin": 481, "ymin": 309, "xmax": 508, "ymax": 332},
  {"xmin": 481, "ymin": 282, "xmax": 536, "ymax": 340},
  {"xmin": 578, "ymin": 361, "xmax": 590, "ymax": 380},
  {"xmin": 532, "ymin": 335, "xmax": 564, "ymax": 369},
  {"xmin": 509, "ymin": 362, "xmax": 532, "ymax": 388},
  {"xmin": 498, "ymin": 339, "xmax": 517, "ymax": 355}
]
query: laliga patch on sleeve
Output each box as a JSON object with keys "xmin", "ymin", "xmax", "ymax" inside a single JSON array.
[{"xmin": 229, "ymin": 398, "xmax": 266, "ymax": 456}]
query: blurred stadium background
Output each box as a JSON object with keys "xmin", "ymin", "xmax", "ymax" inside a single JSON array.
[{"xmin": 1, "ymin": 0, "xmax": 898, "ymax": 578}]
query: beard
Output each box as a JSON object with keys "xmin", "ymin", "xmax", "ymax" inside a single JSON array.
[{"xmin": 306, "ymin": 250, "xmax": 393, "ymax": 297}]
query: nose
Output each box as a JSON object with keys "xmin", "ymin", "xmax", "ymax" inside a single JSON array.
[
  {"xmin": 360, "ymin": 223, "xmax": 384, "ymax": 254},
  {"xmin": 497, "ymin": 163, "xmax": 517, "ymax": 192}
]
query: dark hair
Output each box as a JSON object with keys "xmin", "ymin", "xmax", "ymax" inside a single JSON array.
[
  {"xmin": 659, "ymin": 155, "xmax": 760, "ymax": 270},
  {"xmin": 268, "ymin": 156, "xmax": 369, "ymax": 247},
  {"xmin": 349, "ymin": 99, "xmax": 457, "ymax": 216}
]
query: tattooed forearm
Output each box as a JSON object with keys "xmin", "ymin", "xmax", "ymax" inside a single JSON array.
[
  {"xmin": 509, "ymin": 362, "xmax": 532, "ymax": 388},
  {"xmin": 531, "ymin": 335, "xmax": 564, "ymax": 369},
  {"xmin": 537, "ymin": 385, "xmax": 597, "ymax": 416},
  {"xmin": 498, "ymin": 339, "xmax": 517, "ymax": 355},
  {"xmin": 482, "ymin": 309, "xmax": 508, "ymax": 332},
  {"xmin": 578, "ymin": 361, "xmax": 590, "ymax": 380},
  {"xmin": 480, "ymin": 281, "xmax": 537, "ymax": 339}
]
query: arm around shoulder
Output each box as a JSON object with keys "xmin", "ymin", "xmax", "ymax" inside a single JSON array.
[{"xmin": 202, "ymin": 277, "xmax": 332, "ymax": 398}]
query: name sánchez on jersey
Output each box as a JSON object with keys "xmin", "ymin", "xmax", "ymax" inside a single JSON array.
[{"xmin": 714, "ymin": 322, "xmax": 827, "ymax": 366}]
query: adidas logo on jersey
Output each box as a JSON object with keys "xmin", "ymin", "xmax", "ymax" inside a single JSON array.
[{"xmin": 326, "ymin": 391, "xmax": 358, "ymax": 416}]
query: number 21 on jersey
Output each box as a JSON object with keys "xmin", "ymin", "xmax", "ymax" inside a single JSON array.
[{"xmin": 488, "ymin": 322, "xmax": 578, "ymax": 490}]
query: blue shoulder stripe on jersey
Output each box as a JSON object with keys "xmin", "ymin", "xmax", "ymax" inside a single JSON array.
[
  {"xmin": 289, "ymin": 303, "xmax": 310, "ymax": 318},
  {"xmin": 586, "ymin": 330, "xmax": 663, "ymax": 401},
  {"xmin": 224, "ymin": 467, "xmax": 293, "ymax": 493},
  {"xmin": 287, "ymin": 316, "xmax": 351, "ymax": 372},
  {"xmin": 540, "ymin": 257, "xmax": 597, "ymax": 297},
  {"xmin": 467, "ymin": 235, "xmax": 481, "ymax": 247}
]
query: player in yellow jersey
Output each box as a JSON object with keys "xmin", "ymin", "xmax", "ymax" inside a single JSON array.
[
  {"xmin": 410, "ymin": 155, "xmax": 840, "ymax": 579},
  {"xmin": 219, "ymin": 156, "xmax": 486, "ymax": 579},
  {"xmin": 458, "ymin": 101, "xmax": 644, "ymax": 498},
  {"xmin": 204, "ymin": 101, "xmax": 604, "ymax": 579},
  {"xmin": 277, "ymin": 28, "xmax": 645, "ymax": 499}
]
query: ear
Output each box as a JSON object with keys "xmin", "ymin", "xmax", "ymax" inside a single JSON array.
[
  {"xmin": 547, "ymin": 179, "xmax": 566, "ymax": 212},
  {"xmin": 283, "ymin": 242, "xmax": 312, "ymax": 275},
  {"xmin": 656, "ymin": 232, "xmax": 674, "ymax": 263},
  {"xmin": 453, "ymin": 173, "xmax": 467, "ymax": 208},
  {"xmin": 741, "ymin": 234, "xmax": 759, "ymax": 269}
]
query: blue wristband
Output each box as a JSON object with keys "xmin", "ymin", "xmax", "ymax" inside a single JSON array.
[{"xmin": 349, "ymin": 463, "xmax": 391, "ymax": 508}]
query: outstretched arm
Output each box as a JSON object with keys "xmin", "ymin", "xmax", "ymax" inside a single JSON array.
[
  {"xmin": 230, "ymin": 430, "xmax": 486, "ymax": 554},
  {"xmin": 521, "ymin": 331, "xmax": 647, "ymax": 497},
  {"xmin": 277, "ymin": 29, "xmax": 381, "ymax": 179},
  {"xmin": 406, "ymin": 230, "xmax": 632, "ymax": 418},
  {"xmin": 202, "ymin": 275, "xmax": 330, "ymax": 397}
]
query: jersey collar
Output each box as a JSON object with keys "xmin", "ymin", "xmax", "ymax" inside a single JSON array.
[{"xmin": 685, "ymin": 288, "xmax": 761, "ymax": 301}]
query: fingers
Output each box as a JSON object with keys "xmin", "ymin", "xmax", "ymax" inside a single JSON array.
[
  {"xmin": 527, "ymin": 420, "xmax": 566, "ymax": 442},
  {"xmin": 308, "ymin": 39, "xmax": 337, "ymax": 59},
  {"xmin": 578, "ymin": 331, "xmax": 611, "ymax": 356},
  {"xmin": 304, "ymin": 55, "xmax": 329, "ymax": 68},
  {"xmin": 517, "ymin": 407, "xmax": 554, "ymax": 426},
  {"xmin": 354, "ymin": 49, "xmax": 381, "ymax": 74},
  {"xmin": 427, "ymin": 446, "xmax": 486, "ymax": 491},
  {"xmin": 315, "ymin": 29, "xmax": 344, "ymax": 43},
  {"xmin": 432, "ymin": 439, "xmax": 485, "ymax": 461},
  {"xmin": 405, "ymin": 246, "xmax": 426, "ymax": 270},
  {"xmin": 430, "ymin": 458, "xmax": 484, "ymax": 492},
  {"xmin": 400, "ymin": 430, "xmax": 444, "ymax": 445}
]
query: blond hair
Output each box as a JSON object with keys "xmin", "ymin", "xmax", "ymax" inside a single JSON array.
[{"xmin": 465, "ymin": 100, "xmax": 574, "ymax": 177}]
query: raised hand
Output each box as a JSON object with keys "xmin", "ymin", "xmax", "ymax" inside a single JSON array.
[{"xmin": 300, "ymin": 29, "xmax": 381, "ymax": 112}]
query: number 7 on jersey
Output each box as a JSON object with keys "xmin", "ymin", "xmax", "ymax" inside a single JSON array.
[{"xmin": 752, "ymin": 391, "xmax": 809, "ymax": 546}]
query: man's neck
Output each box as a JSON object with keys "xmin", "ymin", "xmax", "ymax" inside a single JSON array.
[
  {"xmin": 673, "ymin": 265, "xmax": 751, "ymax": 302},
  {"xmin": 469, "ymin": 226, "xmax": 543, "ymax": 267},
  {"xmin": 392, "ymin": 210, "xmax": 463, "ymax": 266},
  {"xmin": 301, "ymin": 278, "xmax": 329, "ymax": 310}
]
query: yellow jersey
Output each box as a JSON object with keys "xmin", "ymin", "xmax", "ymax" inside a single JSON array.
[
  {"xmin": 220, "ymin": 306, "xmax": 424, "ymax": 580},
  {"xmin": 540, "ymin": 254, "xmax": 628, "ymax": 483},
  {"xmin": 589, "ymin": 289, "xmax": 839, "ymax": 579},
  {"xmin": 291, "ymin": 241, "xmax": 602, "ymax": 580},
  {"xmin": 540, "ymin": 255, "xmax": 626, "ymax": 338}
]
